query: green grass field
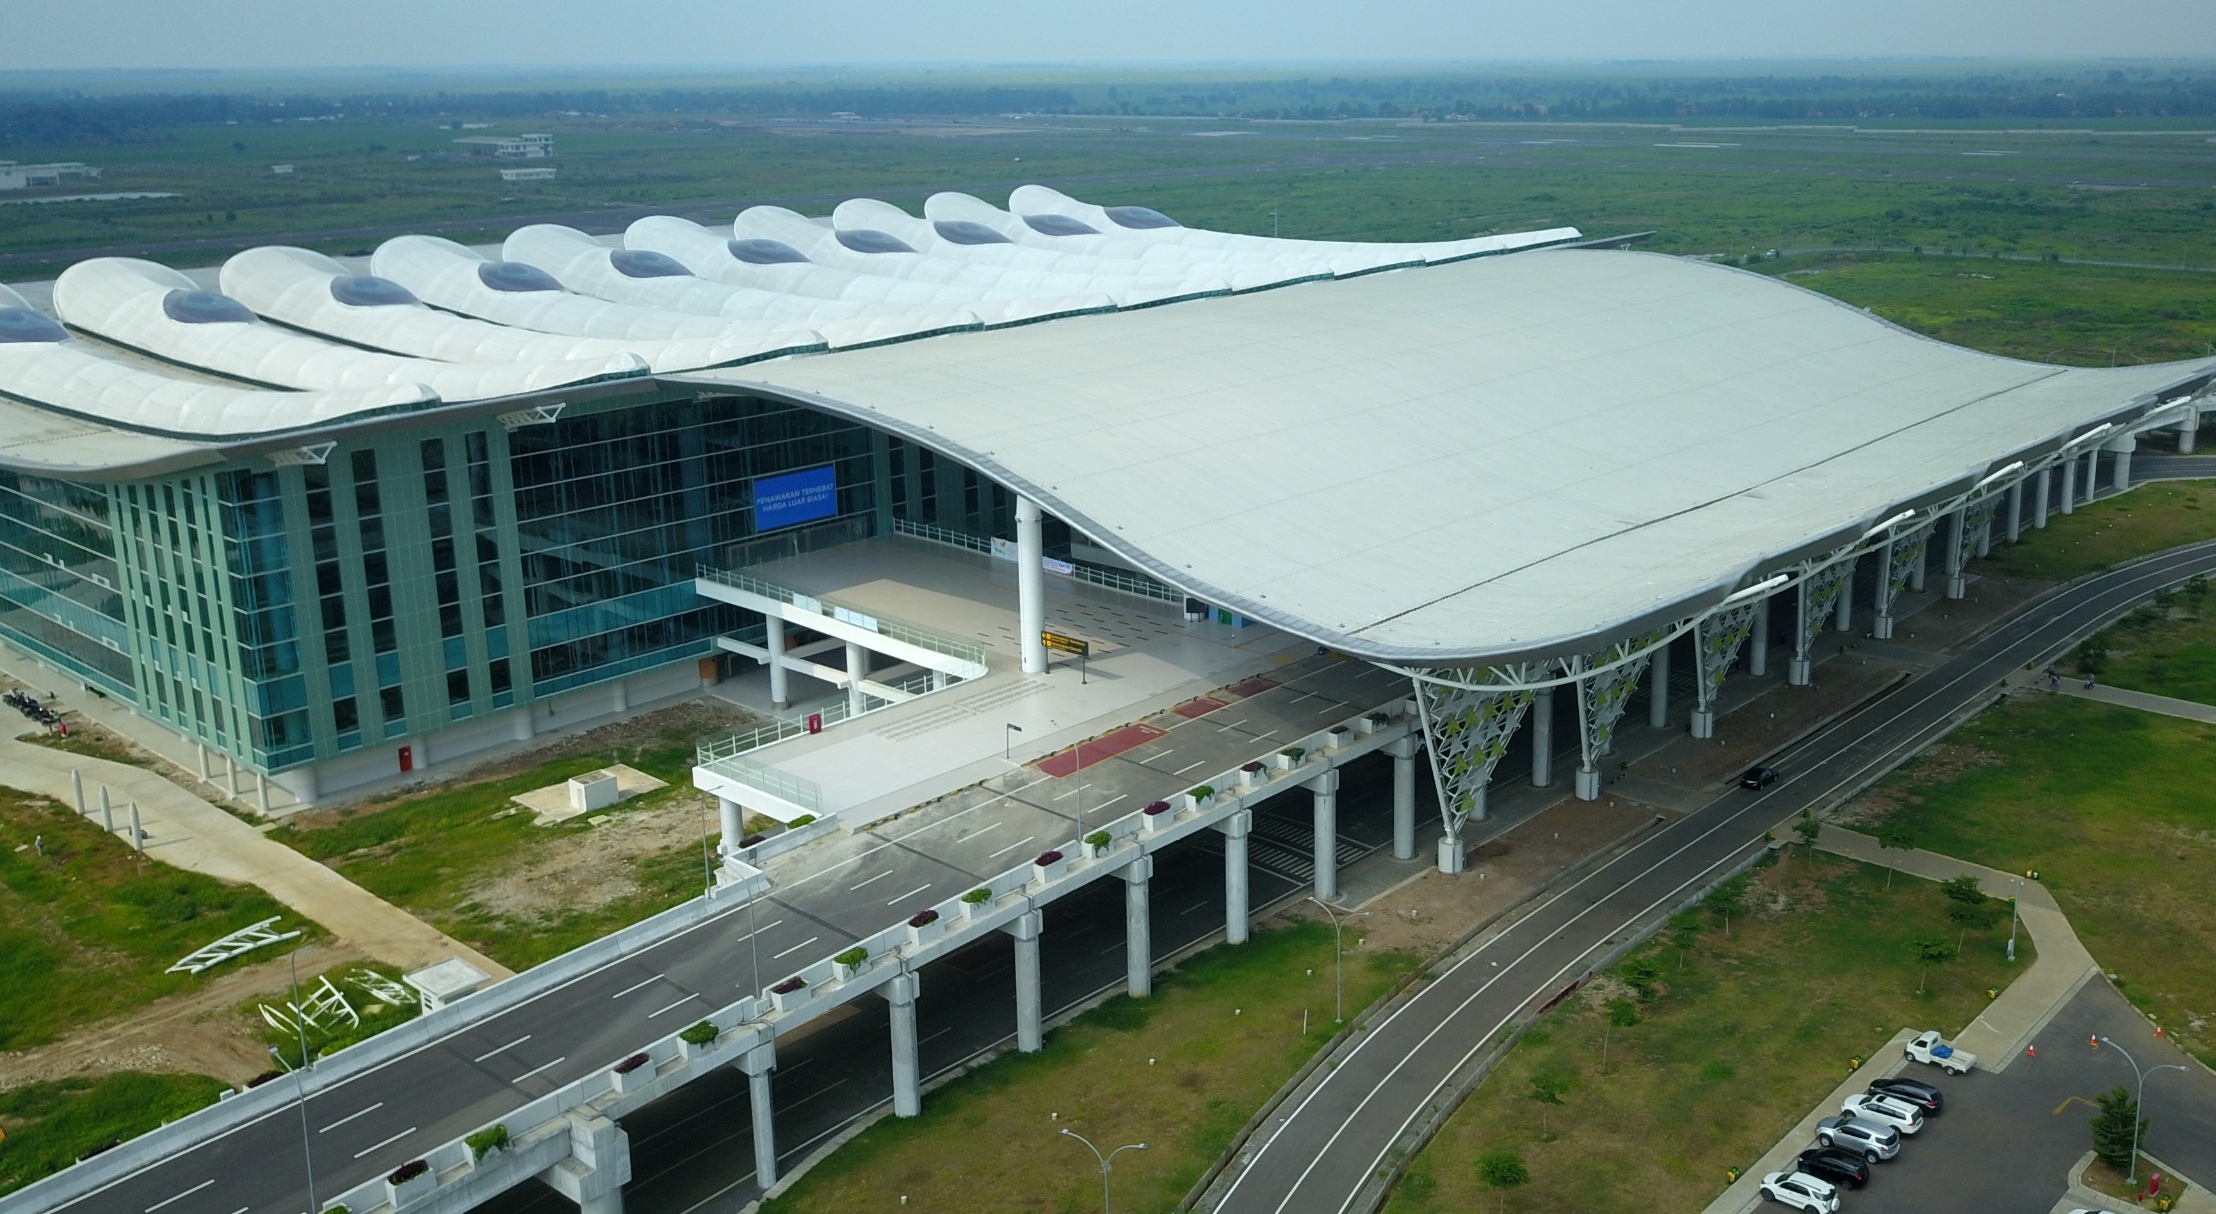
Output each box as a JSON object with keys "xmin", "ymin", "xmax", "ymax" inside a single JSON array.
[
  {"xmin": 1856, "ymin": 694, "xmax": 2216, "ymax": 1067},
  {"xmin": 1386, "ymin": 855, "xmax": 2026, "ymax": 1214},
  {"xmin": 762, "ymin": 920, "xmax": 1415, "ymax": 1214},
  {"xmin": 1981, "ymin": 482, "xmax": 2216, "ymax": 583},
  {"xmin": 0, "ymin": 1073, "xmax": 230, "ymax": 1197},
  {"xmin": 0, "ymin": 785, "xmax": 317, "ymax": 1052},
  {"xmin": 2073, "ymin": 576, "xmax": 2216, "ymax": 702}
]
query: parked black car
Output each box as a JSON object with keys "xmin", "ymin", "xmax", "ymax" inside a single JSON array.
[
  {"xmin": 1869, "ymin": 1076, "xmax": 1944, "ymax": 1115},
  {"xmin": 1796, "ymin": 1145, "xmax": 1872, "ymax": 1190},
  {"xmin": 1740, "ymin": 765, "xmax": 1778, "ymax": 790}
]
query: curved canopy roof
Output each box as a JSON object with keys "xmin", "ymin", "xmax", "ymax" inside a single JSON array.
[{"xmin": 678, "ymin": 248, "xmax": 2211, "ymax": 666}]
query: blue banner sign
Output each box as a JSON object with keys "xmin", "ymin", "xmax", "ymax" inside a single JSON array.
[{"xmin": 752, "ymin": 465, "xmax": 839, "ymax": 532}]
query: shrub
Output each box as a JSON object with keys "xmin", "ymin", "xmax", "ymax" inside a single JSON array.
[
  {"xmin": 1142, "ymin": 800, "xmax": 1171, "ymax": 816},
  {"xmin": 2090, "ymin": 1086, "xmax": 2146, "ymax": 1171},
  {"xmin": 1241, "ymin": 761, "xmax": 1266, "ymax": 773},
  {"xmin": 1605, "ymin": 998, "xmax": 1640, "ymax": 1028},
  {"xmin": 1084, "ymin": 830, "xmax": 1111, "ymax": 849},
  {"xmin": 613, "ymin": 1052, "xmax": 649, "ymax": 1074},
  {"xmin": 1279, "ymin": 746, "xmax": 1306, "ymax": 761},
  {"xmin": 246, "ymin": 1069, "xmax": 285, "ymax": 1088},
  {"xmin": 1034, "ymin": 849, "xmax": 1064, "ymax": 867},
  {"xmin": 322, "ymin": 1206, "xmax": 349, "ymax": 1214},
  {"xmin": 1477, "ymin": 1148, "xmax": 1529, "ymax": 1190},
  {"xmin": 961, "ymin": 887, "xmax": 992, "ymax": 904},
  {"xmin": 679, "ymin": 1020, "xmax": 719, "ymax": 1046},
  {"xmin": 834, "ymin": 946, "xmax": 869, "ymax": 968},
  {"xmin": 1189, "ymin": 785, "xmax": 1215, "ymax": 801},
  {"xmin": 771, "ymin": 976, "xmax": 806, "ymax": 994},
  {"xmin": 739, "ymin": 833, "xmax": 766, "ymax": 848},
  {"xmin": 788, "ymin": 814, "xmax": 816, "ymax": 828},
  {"xmin": 1620, "ymin": 955, "xmax": 1664, "ymax": 1000},
  {"xmin": 465, "ymin": 1123, "xmax": 509, "ymax": 1160},
  {"xmin": 387, "ymin": 1159, "xmax": 429, "ymax": 1184},
  {"xmin": 908, "ymin": 908, "xmax": 939, "ymax": 928}
]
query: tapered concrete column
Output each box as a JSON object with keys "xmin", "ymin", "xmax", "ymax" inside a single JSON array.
[
  {"xmin": 1529, "ymin": 687, "xmax": 1554, "ymax": 787},
  {"xmin": 1748, "ymin": 598, "xmax": 1770, "ymax": 677},
  {"xmin": 225, "ymin": 754, "xmax": 239, "ymax": 796},
  {"xmin": 1121, "ymin": 855, "xmax": 1153, "ymax": 997},
  {"xmin": 2181, "ymin": 410, "xmax": 2199, "ymax": 455},
  {"xmin": 1016, "ymin": 496, "xmax": 1047, "ymax": 675},
  {"xmin": 1945, "ymin": 509, "xmax": 1967, "ymax": 600},
  {"xmin": 1648, "ymin": 638, "xmax": 1672, "ymax": 727},
  {"xmin": 2007, "ymin": 482, "xmax": 2024, "ymax": 542},
  {"xmin": 1975, "ymin": 510, "xmax": 1993, "ymax": 558},
  {"xmin": 195, "ymin": 745, "xmax": 209, "ymax": 781},
  {"xmin": 1388, "ymin": 736, "xmax": 1417, "ymax": 860},
  {"xmin": 129, "ymin": 802, "xmax": 142, "ymax": 851},
  {"xmin": 1219, "ymin": 810, "xmax": 1251, "ymax": 943},
  {"xmin": 883, "ymin": 972, "xmax": 920, "ymax": 1117},
  {"xmin": 611, "ymin": 680, "xmax": 627, "ymax": 716},
  {"xmin": 2060, "ymin": 456, "xmax": 2078, "ymax": 515},
  {"xmin": 2083, "ymin": 450, "xmax": 2099, "ymax": 504},
  {"xmin": 1873, "ymin": 539, "xmax": 1898, "ymax": 640},
  {"xmin": 543, "ymin": 1112, "xmax": 630, "ymax": 1214},
  {"xmin": 1006, "ymin": 910, "xmax": 1042, "ymax": 1050},
  {"xmin": 2034, "ymin": 467, "xmax": 2052, "ymax": 529},
  {"xmin": 256, "ymin": 773, "xmax": 270, "ymax": 815},
  {"xmin": 1908, "ymin": 542, "xmax": 1927, "ymax": 593},
  {"xmin": 1438, "ymin": 824, "xmax": 1467, "ymax": 875},
  {"xmin": 1309, "ymin": 769, "xmax": 1339, "ymax": 902},
  {"xmin": 99, "ymin": 786, "xmax": 112, "ymax": 832},
  {"xmin": 2110, "ymin": 434, "xmax": 2135, "ymax": 492},
  {"xmin": 71, "ymin": 768, "xmax": 83, "ymax": 814},
  {"xmin": 844, "ymin": 642, "xmax": 868, "ymax": 716},
  {"xmin": 718, "ymin": 796, "xmax": 744, "ymax": 856},
  {"xmin": 739, "ymin": 1043, "xmax": 779, "ymax": 1190},
  {"xmin": 1833, "ymin": 554, "xmax": 1856, "ymax": 631},
  {"xmin": 513, "ymin": 706, "xmax": 535, "ymax": 741},
  {"xmin": 764, "ymin": 615, "xmax": 790, "ymax": 710}
]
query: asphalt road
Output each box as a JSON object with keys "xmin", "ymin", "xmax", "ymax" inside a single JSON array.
[
  {"xmin": 37, "ymin": 659, "xmax": 1398, "ymax": 1214},
  {"xmin": 1211, "ymin": 539, "xmax": 2216, "ymax": 1214}
]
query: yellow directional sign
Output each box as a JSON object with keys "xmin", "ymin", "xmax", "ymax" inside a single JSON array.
[{"xmin": 1041, "ymin": 631, "xmax": 1090, "ymax": 657}]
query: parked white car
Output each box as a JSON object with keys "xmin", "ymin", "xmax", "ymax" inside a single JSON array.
[
  {"xmin": 1842, "ymin": 1091, "xmax": 1926, "ymax": 1135},
  {"xmin": 1905, "ymin": 1029, "xmax": 1977, "ymax": 1075},
  {"xmin": 1760, "ymin": 1170, "xmax": 1842, "ymax": 1213}
]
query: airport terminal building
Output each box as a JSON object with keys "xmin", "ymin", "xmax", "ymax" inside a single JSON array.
[{"xmin": 0, "ymin": 184, "xmax": 2208, "ymax": 836}]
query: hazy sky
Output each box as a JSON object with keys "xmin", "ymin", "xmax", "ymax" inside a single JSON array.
[{"xmin": 3, "ymin": 0, "xmax": 2213, "ymax": 72}]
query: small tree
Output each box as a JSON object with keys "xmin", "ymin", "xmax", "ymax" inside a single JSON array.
[
  {"xmin": 2090, "ymin": 1086, "xmax": 2146, "ymax": 1172},
  {"xmin": 1527, "ymin": 1072, "xmax": 1568, "ymax": 1137},
  {"xmin": 1601, "ymin": 998, "xmax": 1639, "ymax": 1073},
  {"xmin": 1875, "ymin": 821, "xmax": 1917, "ymax": 890},
  {"xmin": 1706, "ymin": 874, "xmax": 1748, "ymax": 937},
  {"xmin": 1478, "ymin": 1148, "xmax": 1530, "ymax": 1212},
  {"xmin": 1793, "ymin": 808, "xmax": 1822, "ymax": 861},
  {"xmin": 1911, "ymin": 932, "xmax": 1954, "ymax": 994}
]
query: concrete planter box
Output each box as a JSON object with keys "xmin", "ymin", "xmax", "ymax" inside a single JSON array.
[
  {"xmin": 679, "ymin": 1036, "xmax": 718, "ymax": 1062},
  {"xmin": 1181, "ymin": 790, "xmax": 1213, "ymax": 812},
  {"xmin": 1237, "ymin": 762, "xmax": 1265, "ymax": 790},
  {"xmin": 959, "ymin": 895, "xmax": 993, "ymax": 920},
  {"xmin": 611, "ymin": 1061, "xmax": 654, "ymax": 1095},
  {"xmin": 1032, "ymin": 853, "xmax": 1070, "ymax": 883},
  {"xmin": 1325, "ymin": 726, "xmax": 1351, "ymax": 752},
  {"xmin": 1141, "ymin": 801, "xmax": 1173, "ymax": 834},
  {"xmin": 906, "ymin": 918, "xmax": 944, "ymax": 949},
  {"xmin": 1271, "ymin": 750, "xmax": 1303, "ymax": 772},
  {"xmin": 832, "ymin": 957, "xmax": 870, "ymax": 984},
  {"xmin": 769, "ymin": 983, "xmax": 812, "ymax": 1014},
  {"xmin": 1356, "ymin": 714, "xmax": 1383, "ymax": 735},
  {"xmin": 386, "ymin": 1168, "xmax": 434, "ymax": 1208}
]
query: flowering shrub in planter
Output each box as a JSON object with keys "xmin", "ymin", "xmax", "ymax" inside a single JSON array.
[
  {"xmin": 1032, "ymin": 849, "xmax": 1069, "ymax": 882},
  {"xmin": 833, "ymin": 946, "xmax": 870, "ymax": 981},
  {"xmin": 385, "ymin": 1159, "xmax": 433, "ymax": 1207},
  {"xmin": 960, "ymin": 887, "xmax": 993, "ymax": 918},
  {"xmin": 769, "ymin": 976, "xmax": 811, "ymax": 1013},
  {"xmin": 788, "ymin": 814, "xmax": 817, "ymax": 828},
  {"xmin": 611, "ymin": 1051, "xmax": 653, "ymax": 1093},
  {"xmin": 1142, "ymin": 800, "xmax": 1173, "ymax": 833},
  {"xmin": 1238, "ymin": 760, "xmax": 1265, "ymax": 789},
  {"xmin": 739, "ymin": 832, "xmax": 767, "ymax": 848},
  {"xmin": 1084, "ymin": 830, "xmax": 1113, "ymax": 858},
  {"xmin": 906, "ymin": 907, "xmax": 944, "ymax": 947},
  {"xmin": 466, "ymin": 1123, "xmax": 510, "ymax": 1162},
  {"xmin": 678, "ymin": 1020, "xmax": 720, "ymax": 1058},
  {"xmin": 1325, "ymin": 725, "xmax": 1351, "ymax": 751}
]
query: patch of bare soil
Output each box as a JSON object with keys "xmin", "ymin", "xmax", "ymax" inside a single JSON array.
[
  {"xmin": 0, "ymin": 943, "xmax": 367, "ymax": 1089},
  {"xmin": 1832, "ymin": 742, "xmax": 2006, "ymax": 827},
  {"xmin": 442, "ymin": 698, "xmax": 765, "ymax": 789},
  {"xmin": 461, "ymin": 796, "xmax": 711, "ymax": 921},
  {"xmin": 1333, "ymin": 795, "xmax": 1663, "ymax": 959}
]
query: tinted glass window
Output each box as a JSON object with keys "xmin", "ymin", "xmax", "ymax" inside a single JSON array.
[
  {"xmin": 477, "ymin": 261, "xmax": 564, "ymax": 293},
  {"xmin": 161, "ymin": 289, "xmax": 256, "ymax": 325},
  {"xmin": 0, "ymin": 307, "xmax": 67, "ymax": 344},
  {"xmin": 835, "ymin": 229, "xmax": 915, "ymax": 255},
  {"xmin": 1023, "ymin": 213, "xmax": 1099, "ymax": 236},
  {"xmin": 728, "ymin": 238, "xmax": 809, "ymax": 265},
  {"xmin": 329, "ymin": 275, "xmax": 419, "ymax": 307},
  {"xmin": 1104, "ymin": 205, "xmax": 1180, "ymax": 230},
  {"xmin": 933, "ymin": 220, "xmax": 1011, "ymax": 246},
  {"xmin": 610, "ymin": 249, "xmax": 693, "ymax": 279}
]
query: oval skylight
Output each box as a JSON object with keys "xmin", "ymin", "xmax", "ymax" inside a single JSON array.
[
  {"xmin": 477, "ymin": 261, "xmax": 564, "ymax": 293},
  {"xmin": 1023, "ymin": 213, "xmax": 1100, "ymax": 237},
  {"xmin": 161, "ymin": 290, "xmax": 256, "ymax": 325},
  {"xmin": 933, "ymin": 220, "xmax": 1012, "ymax": 246},
  {"xmin": 836, "ymin": 229, "xmax": 916, "ymax": 255},
  {"xmin": 329, "ymin": 275, "xmax": 420, "ymax": 308},
  {"xmin": 610, "ymin": 249, "xmax": 693, "ymax": 279},
  {"xmin": 0, "ymin": 307, "xmax": 68, "ymax": 344},
  {"xmin": 728, "ymin": 238, "xmax": 810, "ymax": 265},
  {"xmin": 1104, "ymin": 206, "xmax": 1180, "ymax": 230}
]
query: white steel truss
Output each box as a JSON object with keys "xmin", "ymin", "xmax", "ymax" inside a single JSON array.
[
  {"xmin": 1692, "ymin": 600, "xmax": 1763, "ymax": 715},
  {"xmin": 167, "ymin": 916, "xmax": 302, "ymax": 975},
  {"xmin": 1793, "ymin": 557, "xmax": 1856, "ymax": 665},
  {"xmin": 1411, "ymin": 664, "xmax": 1544, "ymax": 847},
  {"xmin": 1568, "ymin": 632, "xmax": 1662, "ymax": 783},
  {"xmin": 1958, "ymin": 497, "xmax": 2000, "ymax": 567},
  {"xmin": 1884, "ymin": 523, "xmax": 1935, "ymax": 607}
]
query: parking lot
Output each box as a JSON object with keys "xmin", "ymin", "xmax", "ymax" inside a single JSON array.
[{"xmin": 1768, "ymin": 980, "xmax": 2216, "ymax": 1213}]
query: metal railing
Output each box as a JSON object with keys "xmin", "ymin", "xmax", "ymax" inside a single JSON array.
[
  {"xmin": 704, "ymin": 752, "xmax": 825, "ymax": 815},
  {"xmin": 721, "ymin": 514, "xmax": 872, "ymax": 571},
  {"xmin": 891, "ymin": 516, "xmax": 1184, "ymax": 604},
  {"xmin": 697, "ymin": 668, "xmax": 960, "ymax": 768},
  {"xmin": 696, "ymin": 563, "xmax": 988, "ymax": 670},
  {"xmin": 891, "ymin": 516, "xmax": 992, "ymax": 555}
]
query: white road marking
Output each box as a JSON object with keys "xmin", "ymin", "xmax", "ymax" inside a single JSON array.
[
  {"xmin": 611, "ymin": 974, "xmax": 663, "ymax": 999},
  {"xmin": 987, "ymin": 835, "xmax": 1037, "ymax": 860},
  {"xmin": 352, "ymin": 1126, "xmax": 416, "ymax": 1159},
  {"xmin": 733, "ymin": 918, "xmax": 784, "ymax": 945},
  {"xmin": 511, "ymin": 1055, "xmax": 567, "ymax": 1085},
  {"xmin": 848, "ymin": 869, "xmax": 892, "ymax": 891},
  {"xmin": 648, "ymin": 993, "xmax": 701, "ymax": 1018},
  {"xmin": 473, "ymin": 1034, "xmax": 531, "ymax": 1063},
  {"xmin": 1140, "ymin": 749, "xmax": 1177, "ymax": 766},
  {"xmin": 772, "ymin": 936, "xmax": 820, "ymax": 960},
  {"xmin": 1174, "ymin": 760, "xmax": 1208, "ymax": 774},
  {"xmin": 145, "ymin": 1180, "xmax": 213, "ymax": 1211},
  {"xmin": 885, "ymin": 883, "xmax": 933, "ymax": 906},
  {"xmin": 318, "ymin": 1101, "xmax": 383, "ymax": 1133},
  {"xmin": 1096, "ymin": 794, "xmax": 1129, "ymax": 810}
]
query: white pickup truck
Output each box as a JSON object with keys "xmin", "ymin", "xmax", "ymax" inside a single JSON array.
[{"xmin": 1905, "ymin": 1030, "xmax": 1977, "ymax": 1075}]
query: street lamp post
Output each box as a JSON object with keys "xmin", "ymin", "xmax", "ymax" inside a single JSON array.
[
  {"xmin": 1059, "ymin": 1128, "xmax": 1146, "ymax": 1214},
  {"xmin": 1006, "ymin": 722, "xmax": 1023, "ymax": 762},
  {"xmin": 2099, "ymin": 1036, "xmax": 2187, "ymax": 1184},
  {"xmin": 1307, "ymin": 898, "xmax": 1370, "ymax": 1024},
  {"xmin": 2007, "ymin": 874, "xmax": 2021, "ymax": 962}
]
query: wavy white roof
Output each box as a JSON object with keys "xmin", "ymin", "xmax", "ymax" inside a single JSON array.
[
  {"xmin": 53, "ymin": 259, "xmax": 646, "ymax": 403},
  {"xmin": 0, "ymin": 283, "xmax": 431, "ymax": 439}
]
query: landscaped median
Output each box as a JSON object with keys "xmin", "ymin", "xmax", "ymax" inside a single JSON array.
[{"xmin": 1382, "ymin": 850, "xmax": 2027, "ymax": 1214}]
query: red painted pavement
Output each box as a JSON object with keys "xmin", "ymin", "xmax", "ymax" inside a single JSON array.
[{"xmin": 1038, "ymin": 722, "xmax": 1168, "ymax": 778}]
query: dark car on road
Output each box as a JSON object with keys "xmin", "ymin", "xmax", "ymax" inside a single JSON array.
[
  {"xmin": 1740, "ymin": 765, "xmax": 1778, "ymax": 790},
  {"xmin": 1868, "ymin": 1076, "xmax": 1944, "ymax": 1115},
  {"xmin": 1796, "ymin": 1145, "xmax": 1872, "ymax": 1190}
]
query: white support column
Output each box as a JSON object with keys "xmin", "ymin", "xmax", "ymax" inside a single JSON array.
[
  {"xmin": 256, "ymin": 772, "xmax": 270, "ymax": 815},
  {"xmin": 1529, "ymin": 687, "xmax": 1553, "ymax": 788},
  {"xmin": 129, "ymin": 802, "xmax": 143, "ymax": 851},
  {"xmin": 2007, "ymin": 481, "xmax": 2024, "ymax": 543},
  {"xmin": 512, "ymin": 706, "xmax": 536, "ymax": 741},
  {"xmin": 1648, "ymin": 638, "xmax": 1671, "ymax": 727},
  {"xmin": 1873, "ymin": 538, "xmax": 1899, "ymax": 640},
  {"xmin": 1748, "ymin": 599, "xmax": 1770, "ymax": 678},
  {"xmin": 1219, "ymin": 811, "xmax": 1251, "ymax": 944},
  {"xmin": 98, "ymin": 785, "xmax": 112, "ymax": 832},
  {"xmin": 1122, "ymin": 855, "xmax": 1153, "ymax": 997},
  {"xmin": 1908, "ymin": 542, "xmax": 1928, "ymax": 593},
  {"xmin": 1309, "ymin": 769, "xmax": 1339, "ymax": 902},
  {"xmin": 883, "ymin": 972, "xmax": 920, "ymax": 1117},
  {"xmin": 1975, "ymin": 508, "xmax": 1994, "ymax": 558},
  {"xmin": 2034, "ymin": 467, "xmax": 2052, "ymax": 529},
  {"xmin": 543, "ymin": 1112, "xmax": 631, "ymax": 1214},
  {"xmin": 195, "ymin": 744, "xmax": 210, "ymax": 781},
  {"xmin": 739, "ymin": 1043, "xmax": 779, "ymax": 1191},
  {"xmin": 1833, "ymin": 555, "xmax": 1856, "ymax": 631},
  {"xmin": 2060, "ymin": 455, "xmax": 2078, "ymax": 515},
  {"xmin": 718, "ymin": 796, "xmax": 744, "ymax": 856},
  {"xmin": 1945, "ymin": 509, "xmax": 1968, "ymax": 600},
  {"xmin": 2084, "ymin": 450, "xmax": 2099, "ymax": 504},
  {"xmin": 1016, "ymin": 496, "xmax": 1047, "ymax": 675},
  {"xmin": 1388, "ymin": 737, "xmax": 1417, "ymax": 860},
  {"xmin": 224, "ymin": 754, "xmax": 239, "ymax": 797},
  {"xmin": 2181, "ymin": 410, "xmax": 2199, "ymax": 455},
  {"xmin": 611, "ymin": 679, "xmax": 627, "ymax": 716},
  {"xmin": 844, "ymin": 641, "xmax": 868, "ymax": 716},
  {"xmin": 71, "ymin": 768, "xmax": 83, "ymax": 814},
  {"xmin": 764, "ymin": 615, "xmax": 790, "ymax": 711},
  {"xmin": 2110, "ymin": 434, "xmax": 2136, "ymax": 493},
  {"xmin": 1007, "ymin": 911, "xmax": 1043, "ymax": 1050}
]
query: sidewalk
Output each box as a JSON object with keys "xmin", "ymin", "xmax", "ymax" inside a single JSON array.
[
  {"xmin": 1, "ymin": 728, "xmax": 512, "ymax": 980},
  {"xmin": 2002, "ymin": 669, "xmax": 2216, "ymax": 726},
  {"xmin": 1819, "ymin": 824, "xmax": 2097, "ymax": 1073}
]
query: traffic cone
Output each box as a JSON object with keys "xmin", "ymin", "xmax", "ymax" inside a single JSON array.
[
  {"xmin": 2027, "ymin": 1045, "xmax": 2037, "ymax": 1058},
  {"xmin": 2091, "ymin": 1035, "xmax": 2100, "ymax": 1048}
]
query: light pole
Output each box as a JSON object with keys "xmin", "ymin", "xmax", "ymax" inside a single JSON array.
[
  {"xmin": 1006, "ymin": 721, "xmax": 1023, "ymax": 762},
  {"xmin": 2099, "ymin": 1036, "xmax": 2186, "ymax": 1184},
  {"xmin": 282, "ymin": 952, "xmax": 317, "ymax": 1214},
  {"xmin": 1307, "ymin": 898, "xmax": 1370, "ymax": 1023},
  {"xmin": 1060, "ymin": 1128, "xmax": 1145, "ymax": 1214},
  {"xmin": 2007, "ymin": 874, "xmax": 2021, "ymax": 962}
]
